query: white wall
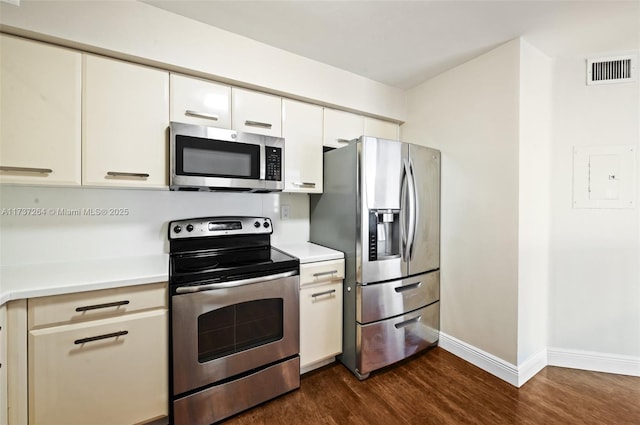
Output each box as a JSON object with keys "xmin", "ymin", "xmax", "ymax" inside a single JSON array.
[
  {"xmin": 0, "ymin": 186, "xmax": 309, "ymax": 266},
  {"xmin": 549, "ymin": 52, "xmax": 640, "ymax": 358},
  {"xmin": 402, "ymin": 39, "xmax": 521, "ymax": 365},
  {"xmin": 0, "ymin": 0, "xmax": 404, "ymax": 122},
  {"xmin": 517, "ymin": 40, "xmax": 552, "ymax": 364}
]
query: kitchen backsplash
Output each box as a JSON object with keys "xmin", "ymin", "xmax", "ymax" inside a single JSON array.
[{"xmin": 0, "ymin": 186, "xmax": 310, "ymax": 266}]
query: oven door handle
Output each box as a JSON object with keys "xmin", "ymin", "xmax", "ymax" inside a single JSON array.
[{"xmin": 174, "ymin": 270, "xmax": 297, "ymax": 294}]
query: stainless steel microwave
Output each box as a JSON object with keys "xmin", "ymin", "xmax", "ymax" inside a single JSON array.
[{"xmin": 170, "ymin": 122, "xmax": 284, "ymax": 192}]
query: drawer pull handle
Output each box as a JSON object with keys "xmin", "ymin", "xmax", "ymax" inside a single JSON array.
[
  {"xmin": 394, "ymin": 282, "xmax": 421, "ymax": 293},
  {"xmin": 292, "ymin": 182, "xmax": 316, "ymax": 188},
  {"xmin": 336, "ymin": 138, "xmax": 351, "ymax": 144},
  {"xmin": 0, "ymin": 166, "xmax": 53, "ymax": 174},
  {"xmin": 106, "ymin": 171, "xmax": 150, "ymax": 179},
  {"xmin": 74, "ymin": 330, "xmax": 128, "ymax": 345},
  {"xmin": 244, "ymin": 120, "xmax": 273, "ymax": 129},
  {"xmin": 313, "ymin": 269, "xmax": 338, "ymax": 278},
  {"xmin": 311, "ymin": 289, "xmax": 336, "ymax": 298},
  {"xmin": 75, "ymin": 300, "xmax": 130, "ymax": 312},
  {"xmin": 185, "ymin": 110, "xmax": 219, "ymax": 121},
  {"xmin": 394, "ymin": 316, "xmax": 421, "ymax": 329}
]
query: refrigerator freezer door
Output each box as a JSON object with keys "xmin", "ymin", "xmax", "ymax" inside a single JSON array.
[
  {"xmin": 359, "ymin": 137, "xmax": 409, "ymax": 284},
  {"xmin": 408, "ymin": 145, "xmax": 440, "ymax": 274}
]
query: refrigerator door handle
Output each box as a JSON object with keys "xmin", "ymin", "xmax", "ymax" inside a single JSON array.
[
  {"xmin": 400, "ymin": 160, "xmax": 410, "ymax": 261},
  {"xmin": 407, "ymin": 158, "xmax": 419, "ymax": 259}
]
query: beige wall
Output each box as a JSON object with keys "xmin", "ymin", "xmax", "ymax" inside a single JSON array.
[{"xmin": 402, "ymin": 39, "xmax": 521, "ymax": 364}]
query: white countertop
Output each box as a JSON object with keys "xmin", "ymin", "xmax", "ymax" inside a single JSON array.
[
  {"xmin": 275, "ymin": 242, "xmax": 344, "ymax": 264},
  {"xmin": 0, "ymin": 243, "xmax": 343, "ymax": 305},
  {"xmin": 0, "ymin": 254, "xmax": 168, "ymax": 304}
]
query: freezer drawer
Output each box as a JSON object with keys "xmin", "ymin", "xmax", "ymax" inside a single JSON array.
[
  {"xmin": 357, "ymin": 271, "xmax": 439, "ymax": 323},
  {"xmin": 357, "ymin": 302, "xmax": 439, "ymax": 376}
]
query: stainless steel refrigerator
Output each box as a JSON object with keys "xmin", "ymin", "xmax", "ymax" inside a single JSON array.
[{"xmin": 310, "ymin": 136, "xmax": 440, "ymax": 380}]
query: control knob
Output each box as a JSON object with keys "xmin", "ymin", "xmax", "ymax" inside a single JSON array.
[
  {"xmin": 173, "ymin": 225, "xmax": 182, "ymax": 234},
  {"xmin": 186, "ymin": 224, "xmax": 194, "ymax": 232},
  {"xmin": 254, "ymin": 221, "xmax": 261, "ymax": 228},
  {"xmin": 263, "ymin": 221, "xmax": 270, "ymax": 228}
]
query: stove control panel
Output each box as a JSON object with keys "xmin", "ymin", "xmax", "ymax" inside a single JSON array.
[{"xmin": 169, "ymin": 216, "xmax": 273, "ymax": 239}]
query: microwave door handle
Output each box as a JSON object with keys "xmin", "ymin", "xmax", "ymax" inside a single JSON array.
[
  {"xmin": 259, "ymin": 145, "xmax": 266, "ymax": 179},
  {"xmin": 175, "ymin": 270, "xmax": 297, "ymax": 294}
]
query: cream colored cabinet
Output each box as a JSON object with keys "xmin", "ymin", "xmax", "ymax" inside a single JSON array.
[
  {"xmin": 0, "ymin": 304, "xmax": 7, "ymax": 425},
  {"xmin": 170, "ymin": 74, "xmax": 231, "ymax": 129},
  {"xmin": 27, "ymin": 283, "xmax": 168, "ymax": 425},
  {"xmin": 231, "ymin": 87, "xmax": 282, "ymax": 137},
  {"xmin": 83, "ymin": 55, "xmax": 169, "ymax": 188},
  {"xmin": 364, "ymin": 117, "xmax": 399, "ymax": 140},
  {"xmin": 323, "ymin": 108, "xmax": 364, "ymax": 149},
  {"xmin": 299, "ymin": 259, "xmax": 344, "ymax": 374},
  {"xmin": 282, "ymin": 99, "xmax": 323, "ymax": 193},
  {"xmin": 0, "ymin": 34, "xmax": 82, "ymax": 186}
]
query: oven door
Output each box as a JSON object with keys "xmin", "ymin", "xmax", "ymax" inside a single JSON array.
[{"xmin": 171, "ymin": 271, "xmax": 299, "ymax": 395}]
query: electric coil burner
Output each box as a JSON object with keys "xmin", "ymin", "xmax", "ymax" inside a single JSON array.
[{"xmin": 168, "ymin": 216, "xmax": 300, "ymax": 425}]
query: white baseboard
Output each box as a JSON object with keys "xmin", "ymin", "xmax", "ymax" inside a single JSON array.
[
  {"xmin": 439, "ymin": 332, "xmax": 640, "ymax": 386},
  {"xmin": 438, "ymin": 332, "xmax": 520, "ymax": 387},
  {"xmin": 547, "ymin": 347, "xmax": 640, "ymax": 377}
]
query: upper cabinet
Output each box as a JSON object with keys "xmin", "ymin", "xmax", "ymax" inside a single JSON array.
[
  {"xmin": 83, "ymin": 55, "xmax": 169, "ymax": 188},
  {"xmin": 170, "ymin": 74, "xmax": 231, "ymax": 129},
  {"xmin": 364, "ymin": 117, "xmax": 399, "ymax": 140},
  {"xmin": 323, "ymin": 109, "xmax": 364, "ymax": 149},
  {"xmin": 0, "ymin": 34, "xmax": 82, "ymax": 186},
  {"xmin": 282, "ymin": 99, "xmax": 323, "ymax": 193},
  {"xmin": 232, "ymin": 88, "xmax": 282, "ymax": 137}
]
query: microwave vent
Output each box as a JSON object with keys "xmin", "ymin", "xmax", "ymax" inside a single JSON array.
[{"xmin": 587, "ymin": 55, "xmax": 636, "ymax": 85}]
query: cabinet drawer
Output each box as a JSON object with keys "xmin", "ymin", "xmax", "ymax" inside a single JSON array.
[
  {"xmin": 28, "ymin": 282, "xmax": 167, "ymax": 329},
  {"xmin": 300, "ymin": 259, "xmax": 344, "ymax": 286},
  {"xmin": 357, "ymin": 271, "xmax": 439, "ymax": 323},
  {"xmin": 29, "ymin": 310, "xmax": 168, "ymax": 425},
  {"xmin": 358, "ymin": 301, "xmax": 439, "ymax": 375},
  {"xmin": 300, "ymin": 281, "xmax": 343, "ymax": 368}
]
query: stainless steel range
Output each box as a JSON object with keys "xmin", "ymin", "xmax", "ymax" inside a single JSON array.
[{"xmin": 168, "ymin": 216, "xmax": 300, "ymax": 424}]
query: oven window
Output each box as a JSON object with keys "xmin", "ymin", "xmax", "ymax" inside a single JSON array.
[
  {"xmin": 176, "ymin": 135, "xmax": 260, "ymax": 179},
  {"xmin": 197, "ymin": 298, "xmax": 283, "ymax": 363}
]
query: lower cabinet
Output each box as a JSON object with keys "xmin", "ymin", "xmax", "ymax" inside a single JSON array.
[
  {"xmin": 299, "ymin": 259, "xmax": 344, "ymax": 373},
  {"xmin": 26, "ymin": 283, "xmax": 168, "ymax": 425}
]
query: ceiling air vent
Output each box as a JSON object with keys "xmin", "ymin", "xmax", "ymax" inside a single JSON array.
[{"xmin": 587, "ymin": 55, "xmax": 637, "ymax": 85}]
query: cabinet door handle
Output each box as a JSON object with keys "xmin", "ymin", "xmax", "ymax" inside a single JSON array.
[
  {"xmin": 311, "ymin": 289, "xmax": 336, "ymax": 298},
  {"xmin": 394, "ymin": 316, "xmax": 421, "ymax": 329},
  {"xmin": 74, "ymin": 330, "xmax": 128, "ymax": 345},
  {"xmin": 336, "ymin": 138, "xmax": 351, "ymax": 144},
  {"xmin": 75, "ymin": 300, "xmax": 130, "ymax": 312},
  {"xmin": 292, "ymin": 182, "xmax": 316, "ymax": 188},
  {"xmin": 244, "ymin": 120, "xmax": 272, "ymax": 129},
  {"xmin": 185, "ymin": 110, "xmax": 219, "ymax": 121},
  {"xmin": 313, "ymin": 270, "xmax": 338, "ymax": 277},
  {"xmin": 0, "ymin": 166, "xmax": 53, "ymax": 174},
  {"xmin": 106, "ymin": 171, "xmax": 150, "ymax": 179}
]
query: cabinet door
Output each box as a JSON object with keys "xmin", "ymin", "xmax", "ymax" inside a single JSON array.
[
  {"xmin": 0, "ymin": 305, "xmax": 6, "ymax": 425},
  {"xmin": 282, "ymin": 99, "xmax": 323, "ymax": 193},
  {"xmin": 170, "ymin": 74, "xmax": 231, "ymax": 129},
  {"xmin": 29, "ymin": 310, "xmax": 167, "ymax": 425},
  {"xmin": 231, "ymin": 87, "xmax": 282, "ymax": 137},
  {"xmin": 364, "ymin": 117, "xmax": 399, "ymax": 140},
  {"xmin": 83, "ymin": 55, "xmax": 169, "ymax": 188},
  {"xmin": 299, "ymin": 281, "xmax": 343, "ymax": 369},
  {"xmin": 0, "ymin": 35, "xmax": 81, "ymax": 185},
  {"xmin": 323, "ymin": 108, "xmax": 364, "ymax": 149}
]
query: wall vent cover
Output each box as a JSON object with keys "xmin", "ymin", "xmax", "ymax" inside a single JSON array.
[{"xmin": 587, "ymin": 55, "xmax": 637, "ymax": 85}]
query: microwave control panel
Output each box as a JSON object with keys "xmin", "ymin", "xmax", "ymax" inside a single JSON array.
[{"xmin": 265, "ymin": 147, "xmax": 282, "ymax": 181}]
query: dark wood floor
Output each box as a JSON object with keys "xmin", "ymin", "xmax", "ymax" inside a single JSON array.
[{"xmin": 225, "ymin": 347, "xmax": 640, "ymax": 424}]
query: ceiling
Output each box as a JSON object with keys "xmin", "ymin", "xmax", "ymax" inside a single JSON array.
[{"xmin": 143, "ymin": 1, "xmax": 640, "ymax": 89}]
